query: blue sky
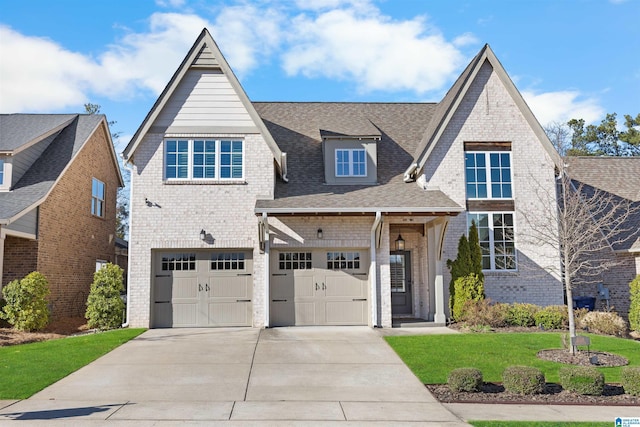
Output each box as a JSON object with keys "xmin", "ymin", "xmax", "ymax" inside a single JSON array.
[{"xmin": 1, "ymin": 0, "xmax": 638, "ymax": 154}]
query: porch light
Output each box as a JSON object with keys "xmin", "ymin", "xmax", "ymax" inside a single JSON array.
[
  {"xmin": 395, "ymin": 234, "xmax": 405, "ymax": 251},
  {"xmin": 317, "ymin": 228, "xmax": 323, "ymax": 239},
  {"xmin": 200, "ymin": 229, "xmax": 206, "ymax": 240}
]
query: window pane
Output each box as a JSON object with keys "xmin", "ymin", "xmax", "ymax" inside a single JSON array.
[
  {"xmin": 465, "ymin": 153, "xmax": 475, "ymax": 167},
  {"xmin": 477, "ymin": 184, "xmax": 487, "ymax": 198}
]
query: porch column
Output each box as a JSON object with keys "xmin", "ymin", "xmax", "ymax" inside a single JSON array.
[
  {"xmin": 428, "ymin": 217, "xmax": 449, "ymax": 324},
  {"xmin": 261, "ymin": 213, "xmax": 270, "ymax": 327}
]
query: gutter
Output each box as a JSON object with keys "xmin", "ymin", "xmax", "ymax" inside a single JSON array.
[
  {"xmin": 370, "ymin": 212, "xmax": 382, "ymax": 328},
  {"xmin": 403, "ymin": 163, "xmax": 418, "ymax": 183},
  {"xmin": 255, "ymin": 206, "xmax": 464, "ymax": 216},
  {"xmin": 121, "ymin": 160, "xmax": 133, "ymax": 328}
]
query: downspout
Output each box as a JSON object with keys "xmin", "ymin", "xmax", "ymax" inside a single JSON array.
[
  {"xmin": 403, "ymin": 163, "xmax": 418, "ymax": 183},
  {"xmin": 280, "ymin": 153, "xmax": 288, "ymax": 183},
  {"xmin": 121, "ymin": 160, "xmax": 133, "ymax": 328},
  {"xmin": 262, "ymin": 212, "xmax": 270, "ymax": 327},
  {"xmin": 370, "ymin": 212, "xmax": 382, "ymax": 327}
]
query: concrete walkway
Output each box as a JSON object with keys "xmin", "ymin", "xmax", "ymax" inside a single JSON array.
[{"xmin": 0, "ymin": 327, "xmax": 467, "ymax": 425}]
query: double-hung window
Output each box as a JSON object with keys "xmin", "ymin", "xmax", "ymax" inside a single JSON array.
[
  {"xmin": 335, "ymin": 149, "xmax": 366, "ymax": 177},
  {"xmin": 165, "ymin": 139, "xmax": 243, "ymax": 181},
  {"xmin": 468, "ymin": 212, "xmax": 516, "ymax": 271},
  {"xmin": 465, "ymin": 152, "xmax": 512, "ymax": 198},
  {"xmin": 91, "ymin": 178, "xmax": 105, "ymax": 218}
]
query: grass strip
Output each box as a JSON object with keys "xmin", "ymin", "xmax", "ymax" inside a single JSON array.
[
  {"xmin": 0, "ymin": 328, "xmax": 146, "ymax": 399},
  {"xmin": 385, "ymin": 332, "xmax": 640, "ymax": 384}
]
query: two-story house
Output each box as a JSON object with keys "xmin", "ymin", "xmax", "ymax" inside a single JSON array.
[
  {"xmin": 122, "ymin": 29, "xmax": 563, "ymax": 328},
  {"xmin": 0, "ymin": 114, "xmax": 124, "ymax": 319}
]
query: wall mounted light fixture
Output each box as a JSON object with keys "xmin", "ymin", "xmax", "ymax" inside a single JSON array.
[
  {"xmin": 317, "ymin": 228, "xmax": 323, "ymax": 239},
  {"xmin": 200, "ymin": 229, "xmax": 206, "ymax": 241},
  {"xmin": 395, "ymin": 234, "xmax": 405, "ymax": 251}
]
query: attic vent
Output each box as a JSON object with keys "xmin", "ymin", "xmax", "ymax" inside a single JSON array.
[{"xmin": 192, "ymin": 44, "xmax": 220, "ymax": 68}]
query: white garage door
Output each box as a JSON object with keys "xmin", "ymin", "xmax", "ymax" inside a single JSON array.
[
  {"xmin": 270, "ymin": 249, "xmax": 369, "ymax": 326},
  {"xmin": 153, "ymin": 250, "xmax": 252, "ymax": 327}
]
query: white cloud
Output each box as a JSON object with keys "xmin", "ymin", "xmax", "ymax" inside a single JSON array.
[
  {"xmin": 282, "ymin": 8, "xmax": 466, "ymax": 94},
  {"xmin": 522, "ymin": 90, "xmax": 605, "ymax": 126}
]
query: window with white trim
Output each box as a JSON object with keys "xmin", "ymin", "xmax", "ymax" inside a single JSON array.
[
  {"xmin": 465, "ymin": 152, "xmax": 512, "ymax": 199},
  {"xmin": 335, "ymin": 149, "xmax": 366, "ymax": 177},
  {"xmin": 468, "ymin": 212, "xmax": 516, "ymax": 271},
  {"xmin": 0, "ymin": 158, "xmax": 4, "ymax": 186},
  {"xmin": 91, "ymin": 178, "xmax": 105, "ymax": 218},
  {"xmin": 165, "ymin": 139, "xmax": 243, "ymax": 181}
]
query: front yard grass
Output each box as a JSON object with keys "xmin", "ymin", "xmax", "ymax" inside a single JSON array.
[
  {"xmin": 0, "ymin": 328, "xmax": 145, "ymax": 399},
  {"xmin": 385, "ymin": 332, "xmax": 640, "ymax": 384}
]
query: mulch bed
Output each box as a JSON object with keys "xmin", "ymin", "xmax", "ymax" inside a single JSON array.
[{"xmin": 0, "ymin": 317, "xmax": 89, "ymax": 346}]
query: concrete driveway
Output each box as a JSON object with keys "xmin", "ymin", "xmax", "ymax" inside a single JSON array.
[{"xmin": 0, "ymin": 327, "xmax": 467, "ymax": 425}]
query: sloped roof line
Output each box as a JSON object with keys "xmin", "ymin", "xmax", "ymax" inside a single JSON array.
[
  {"xmin": 0, "ymin": 114, "xmax": 77, "ymax": 153},
  {"xmin": 408, "ymin": 44, "xmax": 561, "ymax": 179},
  {"xmin": 122, "ymin": 28, "xmax": 284, "ymax": 174}
]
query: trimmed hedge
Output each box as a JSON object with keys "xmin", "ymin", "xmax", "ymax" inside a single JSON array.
[
  {"xmin": 502, "ymin": 366, "xmax": 545, "ymax": 395},
  {"xmin": 534, "ymin": 305, "xmax": 568, "ymax": 330},
  {"xmin": 621, "ymin": 366, "xmax": 640, "ymax": 396},
  {"xmin": 505, "ymin": 303, "xmax": 539, "ymax": 327},
  {"xmin": 448, "ymin": 368, "xmax": 483, "ymax": 392},
  {"xmin": 630, "ymin": 275, "xmax": 640, "ymax": 333},
  {"xmin": 559, "ymin": 366, "xmax": 604, "ymax": 395}
]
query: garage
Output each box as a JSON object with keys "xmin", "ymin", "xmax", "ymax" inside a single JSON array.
[
  {"xmin": 152, "ymin": 250, "xmax": 253, "ymax": 327},
  {"xmin": 270, "ymin": 249, "xmax": 369, "ymax": 326}
]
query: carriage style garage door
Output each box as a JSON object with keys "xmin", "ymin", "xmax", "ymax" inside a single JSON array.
[
  {"xmin": 153, "ymin": 250, "xmax": 253, "ymax": 327},
  {"xmin": 270, "ymin": 249, "xmax": 369, "ymax": 326}
]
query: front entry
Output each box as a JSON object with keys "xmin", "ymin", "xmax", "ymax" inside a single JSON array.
[{"xmin": 391, "ymin": 251, "xmax": 412, "ymax": 315}]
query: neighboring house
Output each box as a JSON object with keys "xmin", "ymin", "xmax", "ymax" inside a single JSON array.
[
  {"xmin": 123, "ymin": 29, "xmax": 564, "ymax": 329},
  {"xmin": 566, "ymin": 157, "xmax": 640, "ymax": 316},
  {"xmin": 0, "ymin": 114, "xmax": 124, "ymax": 318}
]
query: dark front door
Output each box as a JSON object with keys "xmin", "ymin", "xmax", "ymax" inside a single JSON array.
[{"xmin": 390, "ymin": 251, "xmax": 412, "ymax": 315}]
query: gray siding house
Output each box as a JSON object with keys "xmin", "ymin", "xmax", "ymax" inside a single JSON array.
[{"xmin": 122, "ymin": 29, "xmax": 564, "ymax": 328}]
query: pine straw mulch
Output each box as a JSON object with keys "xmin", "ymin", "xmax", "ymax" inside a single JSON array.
[{"xmin": 0, "ymin": 317, "xmax": 90, "ymax": 346}]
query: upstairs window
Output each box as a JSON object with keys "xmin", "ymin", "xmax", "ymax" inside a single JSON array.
[
  {"xmin": 165, "ymin": 139, "xmax": 243, "ymax": 181},
  {"xmin": 335, "ymin": 149, "xmax": 366, "ymax": 177},
  {"xmin": 0, "ymin": 158, "xmax": 4, "ymax": 186},
  {"xmin": 465, "ymin": 152, "xmax": 512, "ymax": 199},
  {"xmin": 91, "ymin": 178, "xmax": 105, "ymax": 218}
]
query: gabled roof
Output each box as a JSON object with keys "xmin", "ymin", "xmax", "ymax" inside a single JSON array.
[
  {"xmin": 407, "ymin": 44, "xmax": 561, "ymax": 180},
  {"xmin": 0, "ymin": 114, "xmax": 76, "ymax": 153},
  {"xmin": 0, "ymin": 114, "xmax": 123, "ymax": 224},
  {"xmin": 122, "ymin": 28, "xmax": 285, "ymax": 176},
  {"xmin": 253, "ymin": 102, "xmax": 462, "ymax": 215},
  {"xmin": 566, "ymin": 156, "xmax": 640, "ymax": 253}
]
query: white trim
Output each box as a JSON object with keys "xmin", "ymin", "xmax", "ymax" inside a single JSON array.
[
  {"xmin": 369, "ymin": 212, "xmax": 382, "ymax": 327},
  {"xmin": 262, "ymin": 212, "xmax": 270, "ymax": 327},
  {"xmin": 164, "ymin": 138, "xmax": 245, "ymax": 182},
  {"xmin": 2, "ymin": 228, "xmax": 37, "ymax": 240},
  {"xmin": 465, "ymin": 151, "xmax": 514, "ymax": 200},
  {"xmin": 335, "ymin": 148, "xmax": 367, "ymax": 177},
  {"xmin": 255, "ymin": 206, "xmax": 464, "ymax": 215}
]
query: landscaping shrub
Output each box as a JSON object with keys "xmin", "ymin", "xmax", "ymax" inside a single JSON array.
[
  {"xmin": 558, "ymin": 366, "xmax": 604, "ymax": 395},
  {"xmin": 630, "ymin": 275, "xmax": 640, "ymax": 333},
  {"xmin": 534, "ymin": 305, "xmax": 568, "ymax": 330},
  {"xmin": 86, "ymin": 263, "xmax": 125, "ymax": 330},
  {"xmin": 505, "ymin": 303, "xmax": 539, "ymax": 327},
  {"xmin": 578, "ymin": 310, "xmax": 628, "ymax": 337},
  {"xmin": 502, "ymin": 366, "xmax": 545, "ymax": 395},
  {"xmin": 0, "ymin": 272, "xmax": 50, "ymax": 331},
  {"xmin": 621, "ymin": 366, "xmax": 640, "ymax": 396},
  {"xmin": 460, "ymin": 300, "xmax": 508, "ymax": 328},
  {"xmin": 452, "ymin": 274, "xmax": 484, "ymax": 321},
  {"xmin": 448, "ymin": 368, "xmax": 483, "ymax": 392}
]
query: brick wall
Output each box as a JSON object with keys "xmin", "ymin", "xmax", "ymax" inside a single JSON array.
[
  {"xmin": 36, "ymin": 122, "xmax": 120, "ymax": 319},
  {"xmin": 2, "ymin": 236, "xmax": 38, "ymax": 285}
]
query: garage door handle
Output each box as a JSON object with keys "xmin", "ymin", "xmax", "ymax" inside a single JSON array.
[
  {"xmin": 236, "ymin": 299, "xmax": 251, "ymax": 302},
  {"xmin": 272, "ymin": 299, "xmax": 287, "ymax": 302},
  {"xmin": 205, "ymin": 284, "xmax": 210, "ymax": 291},
  {"xmin": 198, "ymin": 284, "xmax": 203, "ymax": 292},
  {"xmin": 352, "ymin": 298, "xmax": 367, "ymax": 301},
  {"xmin": 322, "ymin": 283, "xmax": 325, "ymax": 290}
]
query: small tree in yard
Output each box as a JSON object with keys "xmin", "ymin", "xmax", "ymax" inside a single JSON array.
[
  {"xmin": 0, "ymin": 272, "xmax": 50, "ymax": 331},
  {"xmin": 522, "ymin": 168, "xmax": 640, "ymax": 354},
  {"xmin": 447, "ymin": 221, "xmax": 484, "ymax": 315},
  {"xmin": 86, "ymin": 263, "xmax": 125, "ymax": 330},
  {"xmin": 630, "ymin": 275, "xmax": 640, "ymax": 333}
]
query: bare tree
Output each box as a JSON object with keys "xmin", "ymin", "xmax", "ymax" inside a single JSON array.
[
  {"xmin": 522, "ymin": 164, "xmax": 640, "ymax": 354},
  {"xmin": 544, "ymin": 121, "xmax": 572, "ymax": 156}
]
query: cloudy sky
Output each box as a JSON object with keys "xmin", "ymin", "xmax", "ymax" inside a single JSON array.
[{"xmin": 1, "ymin": 0, "xmax": 638, "ymax": 152}]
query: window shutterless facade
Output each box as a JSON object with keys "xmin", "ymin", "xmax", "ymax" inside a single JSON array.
[
  {"xmin": 335, "ymin": 149, "xmax": 366, "ymax": 177},
  {"xmin": 465, "ymin": 151, "xmax": 512, "ymax": 199},
  {"xmin": 165, "ymin": 139, "xmax": 244, "ymax": 181},
  {"xmin": 468, "ymin": 212, "xmax": 517, "ymax": 271},
  {"xmin": 91, "ymin": 178, "xmax": 105, "ymax": 218}
]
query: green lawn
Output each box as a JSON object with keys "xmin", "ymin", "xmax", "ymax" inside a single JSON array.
[
  {"xmin": 471, "ymin": 422, "xmax": 610, "ymax": 427},
  {"xmin": 0, "ymin": 328, "xmax": 146, "ymax": 399},
  {"xmin": 385, "ymin": 332, "xmax": 640, "ymax": 384}
]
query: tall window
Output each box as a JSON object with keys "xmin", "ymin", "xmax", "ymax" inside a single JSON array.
[
  {"xmin": 165, "ymin": 139, "xmax": 244, "ymax": 181},
  {"xmin": 0, "ymin": 158, "xmax": 4, "ymax": 186},
  {"xmin": 335, "ymin": 149, "xmax": 366, "ymax": 177},
  {"xmin": 468, "ymin": 212, "xmax": 516, "ymax": 271},
  {"xmin": 465, "ymin": 152, "xmax": 512, "ymax": 198},
  {"xmin": 91, "ymin": 178, "xmax": 105, "ymax": 218}
]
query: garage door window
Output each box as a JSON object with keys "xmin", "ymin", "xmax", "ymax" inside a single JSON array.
[
  {"xmin": 279, "ymin": 252, "xmax": 312, "ymax": 270},
  {"xmin": 210, "ymin": 252, "xmax": 245, "ymax": 270},
  {"xmin": 162, "ymin": 253, "xmax": 196, "ymax": 271},
  {"xmin": 327, "ymin": 252, "xmax": 360, "ymax": 270}
]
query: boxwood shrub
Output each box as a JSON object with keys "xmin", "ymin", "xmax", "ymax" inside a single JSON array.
[
  {"xmin": 0, "ymin": 271, "xmax": 50, "ymax": 331},
  {"xmin": 621, "ymin": 366, "xmax": 640, "ymax": 396},
  {"xmin": 534, "ymin": 305, "xmax": 568, "ymax": 330},
  {"xmin": 447, "ymin": 367, "xmax": 483, "ymax": 392},
  {"xmin": 559, "ymin": 366, "xmax": 604, "ymax": 395},
  {"xmin": 502, "ymin": 366, "xmax": 545, "ymax": 395},
  {"xmin": 505, "ymin": 303, "xmax": 539, "ymax": 327}
]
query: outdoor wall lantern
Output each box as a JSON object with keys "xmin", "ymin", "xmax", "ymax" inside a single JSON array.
[
  {"xmin": 317, "ymin": 228, "xmax": 323, "ymax": 239},
  {"xmin": 200, "ymin": 229, "xmax": 207, "ymax": 241},
  {"xmin": 395, "ymin": 234, "xmax": 405, "ymax": 251}
]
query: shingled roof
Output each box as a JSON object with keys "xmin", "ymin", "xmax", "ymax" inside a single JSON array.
[
  {"xmin": 253, "ymin": 102, "xmax": 462, "ymax": 214},
  {"xmin": 567, "ymin": 156, "xmax": 640, "ymax": 252},
  {"xmin": 0, "ymin": 114, "xmax": 121, "ymax": 223}
]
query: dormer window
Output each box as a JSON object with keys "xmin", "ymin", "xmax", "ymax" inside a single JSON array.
[
  {"xmin": 336, "ymin": 149, "xmax": 367, "ymax": 177},
  {"xmin": 0, "ymin": 158, "xmax": 4, "ymax": 186}
]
